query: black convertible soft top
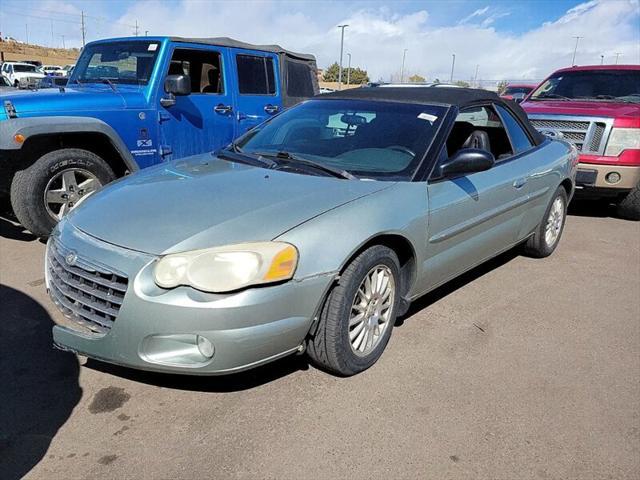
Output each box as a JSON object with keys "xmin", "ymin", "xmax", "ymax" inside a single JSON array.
[{"xmin": 319, "ymin": 87, "xmax": 546, "ymax": 145}]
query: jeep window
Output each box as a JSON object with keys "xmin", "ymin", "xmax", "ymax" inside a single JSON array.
[
  {"xmin": 236, "ymin": 55, "xmax": 276, "ymax": 95},
  {"xmin": 167, "ymin": 48, "xmax": 224, "ymax": 94},
  {"xmin": 13, "ymin": 64, "xmax": 38, "ymax": 73},
  {"xmin": 286, "ymin": 60, "xmax": 315, "ymax": 98},
  {"xmin": 495, "ymin": 105, "xmax": 533, "ymax": 153},
  {"xmin": 448, "ymin": 105, "xmax": 514, "ymax": 160},
  {"xmin": 530, "ymin": 69, "xmax": 640, "ymax": 103},
  {"xmin": 234, "ymin": 99, "xmax": 445, "ymax": 180},
  {"xmin": 72, "ymin": 41, "xmax": 160, "ymax": 85}
]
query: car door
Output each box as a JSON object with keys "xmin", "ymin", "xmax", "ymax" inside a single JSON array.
[
  {"xmin": 422, "ymin": 104, "xmax": 533, "ymax": 291},
  {"xmin": 158, "ymin": 45, "xmax": 235, "ymax": 161},
  {"xmin": 231, "ymin": 49, "xmax": 282, "ymax": 135}
]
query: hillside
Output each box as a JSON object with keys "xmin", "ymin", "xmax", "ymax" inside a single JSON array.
[{"xmin": 0, "ymin": 40, "xmax": 79, "ymax": 66}]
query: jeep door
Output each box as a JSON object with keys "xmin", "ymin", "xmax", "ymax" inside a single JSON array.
[
  {"xmin": 158, "ymin": 45, "xmax": 235, "ymax": 161},
  {"xmin": 421, "ymin": 104, "xmax": 535, "ymax": 291},
  {"xmin": 230, "ymin": 49, "xmax": 282, "ymax": 135}
]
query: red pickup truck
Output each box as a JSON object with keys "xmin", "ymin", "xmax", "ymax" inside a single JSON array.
[{"xmin": 522, "ymin": 65, "xmax": 640, "ymax": 219}]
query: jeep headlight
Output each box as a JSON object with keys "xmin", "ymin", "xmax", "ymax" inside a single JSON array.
[
  {"xmin": 154, "ymin": 242, "xmax": 298, "ymax": 292},
  {"xmin": 604, "ymin": 128, "xmax": 640, "ymax": 157}
]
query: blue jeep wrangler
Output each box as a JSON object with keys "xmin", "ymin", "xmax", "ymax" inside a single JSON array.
[{"xmin": 0, "ymin": 36, "xmax": 318, "ymax": 236}]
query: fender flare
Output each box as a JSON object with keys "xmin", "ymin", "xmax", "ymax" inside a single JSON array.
[{"xmin": 0, "ymin": 116, "xmax": 139, "ymax": 172}]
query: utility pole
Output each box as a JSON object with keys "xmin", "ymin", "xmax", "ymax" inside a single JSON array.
[
  {"xmin": 134, "ymin": 20, "xmax": 139, "ymax": 37},
  {"xmin": 61, "ymin": 35, "xmax": 66, "ymax": 49},
  {"xmin": 571, "ymin": 36, "xmax": 582, "ymax": 65},
  {"xmin": 614, "ymin": 52, "xmax": 622, "ymax": 64},
  {"xmin": 600, "ymin": 54, "xmax": 604, "ymax": 65},
  {"xmin": 145, "ymin": 30, "xmax": 149, "ymax": 36},
  {"xmin": 25, "ymin": 24, "xmax": 29, "ymax": 44},
  {"xmin": 473, "ymin": 64, "xmax": 480, "ymax": 87},
  {"xmin": 400, "ymin": 48, "xmax": 407, "ymax": 83},
  {"xmin": 81, "ymin": 10, "xmax": 86, "ymax": 46},
  {"xmin": 450, "ymin": 54, "xmax": 456, "ymax": 83},
  {"xmin": 50, "ymin": 20, "xmax": 54, "ymax": 47},
  {"xmin": 346, "ymin": 53, "xmax": 352, "ymax": 86},
  {"xmin": 337, "ymin": 24, "xmax": 348, "ymax": 90}
]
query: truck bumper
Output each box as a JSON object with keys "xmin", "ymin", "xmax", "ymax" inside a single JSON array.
[{"xmin": 575, "ymin": 163, "xmax": 640, "ymax": 192}]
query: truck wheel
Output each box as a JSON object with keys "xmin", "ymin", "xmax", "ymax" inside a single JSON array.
[
  {"xmin": 10, "ymin": 148, "xmax": 115, "ymax": 237},
  {"xmin": 523, "ymin": 186, "xmax": 568, "ymax": 258},
  {"xmin": 616, "ymin": 184, "xmax": 640, "ymax": 221},
  {"xmin": 306, "ymin": 245, "xmax": 401, "ymax": 376}
]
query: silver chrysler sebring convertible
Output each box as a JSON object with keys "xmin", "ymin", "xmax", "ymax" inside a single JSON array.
[{"xmin": 45, "ymin": 87, "xmax": 577, "ymax": 377}]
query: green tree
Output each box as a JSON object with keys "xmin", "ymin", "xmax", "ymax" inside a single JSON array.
[
  {"xmin": 497, "ymin": 80, "xmax": 508, "ymax": 95},
  {"xmin": 322, "ymin": 62, "xmax": 369, "ymax": 84},
  {"xmin": 322, "ymin": 62, "xmax": 340, "ymax": 82},
  {"xmin": 408, "ymin": 74, "xmax": 426, "ymax": 83},
  {"xmin": 454, "ymin": 80, "xmax": 470, "ymax": 87}
]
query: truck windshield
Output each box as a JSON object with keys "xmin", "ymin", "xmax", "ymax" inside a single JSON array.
[
  {"xmin": 234, "ymin": 99, "xmax": 446, "ymax": 181},
  {"xmin": 530, "ymin": 69, "xmax": 640, "ymax": 103},
  {"xmin": 71, "ymin": 41, "xmax": 160, "ymax": 86},
  {"xmin": 14, "ymin": 64, "xmax": 38, "ymax": 73}
]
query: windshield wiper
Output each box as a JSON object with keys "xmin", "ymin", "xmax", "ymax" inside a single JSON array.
[
  {"xmin": 256, "ymin": 151, "xmax": 357, "ymax": 180},
  {"xmin": 531, "ymin": 93, "xmax": 571, "ymax": 101},
  {"xmin": 215, "ymin": 148, "xmax": 277, "ymax": 169}
]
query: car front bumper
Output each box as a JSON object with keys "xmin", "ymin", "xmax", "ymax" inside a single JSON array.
[{"xmin": 47, "ymin": 221, "xmax": 335, "ymax": 375}]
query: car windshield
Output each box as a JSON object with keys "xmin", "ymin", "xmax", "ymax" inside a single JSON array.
[
  {"xmin": 234, "ymin": 99, "xmax": 446, "ymax": 181},
  {"xmin": 505, "ymin": 86, "xmax": 533, "ymax": 95},
  {"xmin": 530, "ymin": 69, "xmax": 640, "ymax": 103},
  {"xmin": 71, "ymin": 41, "xmax": 160, "ymax": 85},
  {"xmin": 14, "ymin": 64, "xmax": 37, "ymax": 73}
]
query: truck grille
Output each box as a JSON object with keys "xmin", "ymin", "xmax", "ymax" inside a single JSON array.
[
  {"xmin": 528, "ymin": 115, "xmax": 613, "ymax": 155},
  {"xmin": 47, "ymin": 240, "xmax": 128, "ymax": 335}
]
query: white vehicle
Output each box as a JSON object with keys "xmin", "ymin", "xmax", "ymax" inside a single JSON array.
[
  {"xmin": 375, "ymin": 82, "xmax": 463, "ymax": 88},
  {"xmin": 42, "ymin": 65, "xmax": 66, "ymax": 76},
  {"xmin": 1, "ymin": 62, "xmax": 45, "ymax": 86}
]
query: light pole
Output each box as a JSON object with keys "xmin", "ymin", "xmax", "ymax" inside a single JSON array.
[
  {"xmin": 337, "ymin": 24, "xmax": 348, "ymax": 90},
  {"xmin": 473, "ymin": 64, "xmax": 480, "ymax": 87},
  {"xmin": 614, "ymin": 52, "xmax": 622, "ymax": 64},
  {"xmin": 60, "ymin": 35, "xmax": 65, "ymax": 49},
  {"xmin": 145, "ymin": 30, "xmax": 149, "ymax": 36},
  {"xmin": 600, "ymin": 54, "xmax": 604, "ymax": 65},
  {"xmin": 346, "ymin": 53, "xmax": 352, "ymax": 86},
  {"xmin": 450, "ymin": 54, "xmax": 456, "ymax": 83},
  {"xmin": 400, "ymin": 48, "xmax": 408, "ymax": 83},
  {"xmin": 571, "ymin": 36, "xmax": 583, "ymax": 65}
]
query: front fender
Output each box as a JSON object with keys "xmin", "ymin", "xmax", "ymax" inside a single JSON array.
[{"xmin": 0, "ymin": 116, "xmax": 138, "ymax": 171}]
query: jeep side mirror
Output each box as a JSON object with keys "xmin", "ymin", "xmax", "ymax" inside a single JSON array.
[
  {"xmin": 161, "ymin": 74, "xmax": 191, "ymax": 107},
  {"xmin": 439, "ymin": 148, "xmax": 495, "ymax": 177}
]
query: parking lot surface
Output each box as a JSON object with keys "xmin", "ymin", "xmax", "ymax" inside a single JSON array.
[{"xmin": 1, "ymin": 201, "xmax": 639, "ymax": 480}]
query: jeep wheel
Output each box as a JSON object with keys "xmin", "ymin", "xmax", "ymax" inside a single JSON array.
[
  {"xmin": 306, "ymin": 245, "xmax": 400, "ymax": 376},
  {"xmin": 616, "ymin": 184, "xmax": 640, "ymax": 221},
  {"xmin": 10, "ymin": 148, "xmax": 115, "ymax": 237}
]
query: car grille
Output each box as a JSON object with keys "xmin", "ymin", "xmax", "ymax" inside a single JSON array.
[
  {"xmin": 47, "ymin": 240, "xmax": 128, "ymax": 335},
  {"xmin": 529, "ymin": 116, "xmax": 613, "ymax": 155}
]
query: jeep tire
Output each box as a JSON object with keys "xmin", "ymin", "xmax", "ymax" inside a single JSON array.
[
  {"xmin": 616, "ymin": 183, "xmax": 640, "ymax": 221},
  {"xmin": 10, "ymin": 148, "xmax": 115, "ymax": 237}
]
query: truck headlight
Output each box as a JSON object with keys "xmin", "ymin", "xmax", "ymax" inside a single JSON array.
[
  {"xmin": 154, "ymin": 242, "xmax": 298, "ymax": 292},
  {"xmin": 604, "ymin": 128, "xmax": 640, "ymax": 157}
]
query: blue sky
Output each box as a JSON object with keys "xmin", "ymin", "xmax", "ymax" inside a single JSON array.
[{"xmin": 1, "ymin": 0, "xmax": 638, "ymax": 83}]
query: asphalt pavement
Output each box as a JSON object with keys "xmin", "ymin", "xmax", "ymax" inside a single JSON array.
[{"xmin": 1, "ymin": 199, "xmax": 638, "ymax": 480}]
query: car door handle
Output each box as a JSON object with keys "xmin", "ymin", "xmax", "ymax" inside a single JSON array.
[
  {"xmin": 264, "ymin": 104, "xmax": 280, "ymax": 115},
  {"xmin": 513, "ymin": 178, "xmax": 527, "ymax": 189},
  {"xmin": 214, "ymin": 104, "xmax": 233, "ymax": 115}
]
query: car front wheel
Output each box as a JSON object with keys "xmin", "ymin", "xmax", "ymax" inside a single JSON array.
[
  {"xmin": 523, "ymin": 186, "xmax": 568, "ymax": 258},
  {"xmin": 306, "ymin": 245, "xmax": 401, "ymax": 376}
]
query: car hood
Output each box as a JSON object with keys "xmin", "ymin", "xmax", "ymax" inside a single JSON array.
[
  {"xmin": 67, "ymin": 154, "xmax": 393, "ymax": 255},
  {"xmin": 0, "ymin": 84, "xmax": 147, "ymax": 115},
  {"xmin": 522, "ymin": 99, "xmax": 640, "ymax": 119}
]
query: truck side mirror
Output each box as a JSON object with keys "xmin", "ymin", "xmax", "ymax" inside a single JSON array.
[{"xmin": 161, "ymin": 75, "xmax": 191, "ymax": 107}]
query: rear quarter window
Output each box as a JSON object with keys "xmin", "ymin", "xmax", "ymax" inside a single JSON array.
[
  {"xmin": 236, "ymin": 54, "xmax": 276, "ymax": 95},
  {"xmin": 496, "ymin": 105, "xmax": 533, "ymax": 154}
]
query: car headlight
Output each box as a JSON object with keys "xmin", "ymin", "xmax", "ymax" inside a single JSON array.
[
  {"xmin": 604, "ymin": 128, "xmax": 640, "ymax": 157},
  {"xmin": 154, "ymin": 242, "xmax": 298, "ymax": 293}
]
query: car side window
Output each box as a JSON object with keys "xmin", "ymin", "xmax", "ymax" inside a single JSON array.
[
  {"xmin": 167, "ymin": 48, "xmax": 224, "ymax": 94},
  {"xmin": 236, "ymin": 54, "xmax": 276, "ymax": 95},
  {"xmin": 495, "ymin": 105, "xmax": 533, "ymax": 154},
  {"xmin": 447, "ymin": 105, "xmax": 514, "ymax": 161}
]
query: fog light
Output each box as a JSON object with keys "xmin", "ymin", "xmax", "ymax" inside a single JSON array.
[
  {"xmin": 605, "ymin": 172, "xmax": 621, "ymax": 184},
  {"xmin": 196, "ymin": 335, "xmax": 214, "ymax": 358}
]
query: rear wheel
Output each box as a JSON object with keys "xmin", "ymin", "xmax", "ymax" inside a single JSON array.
[
  {"xmin": 523, "ymin": 186, "xmax": 568, "ymax": 258},
  {"xmin": 306, "ymin": 245, "xmax": 400, "ymax": 376},
  {"xmin": 10, "ymin": 148, "xmax": 115, "ymax": 237},
  {"xmin": 616, "ymin": 184, "xmax": 640, "ymax": 220}
]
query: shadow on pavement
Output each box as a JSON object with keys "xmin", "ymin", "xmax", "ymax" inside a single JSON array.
[
  {"xmin": 568, "ymin": 197, "xmax": 619, "ymax": 219},
  {"xmin": 85, "ymin": 354, "xmax": 310, "ymax": 393},
  {"xmin": 0, "ymin": 197, "xmax": 39, "ymax": 242},
  {"xmin": 0, "ymin": 286, "xmax": 82, "ymax": 480}
]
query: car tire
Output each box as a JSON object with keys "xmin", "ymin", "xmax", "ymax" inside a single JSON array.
[
  {"xmin": 10, "ymin": 148, "xmax": 115, "ymax": 237},
  {"xmin": 523, "ymin": 186, "xmax": 568, "ymax": 258},
  {"xmin": 306, "ymin": 245, "xmax": 401, "ymax": 376},
  {"xmin": 616, "ymin": 184, "xmax": 640, "ymax": 221}
]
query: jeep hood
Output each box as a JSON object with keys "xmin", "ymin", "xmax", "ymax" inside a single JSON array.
[
  {"xmin": 66, "ymin": 154, "xmax": 392, "ymax": 255},
  {"xmin": 0, "ymin": 85, "xmax": 147, "ymax": 116}
]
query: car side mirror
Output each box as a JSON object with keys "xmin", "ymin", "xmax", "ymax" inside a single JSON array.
[
  {"xmin": 439, "ymin": 148, "xmax": 495, "ymax": 178},
  {"xmin": 161, "ymin": 74, "xmax": 191, "ymax": 107}
]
